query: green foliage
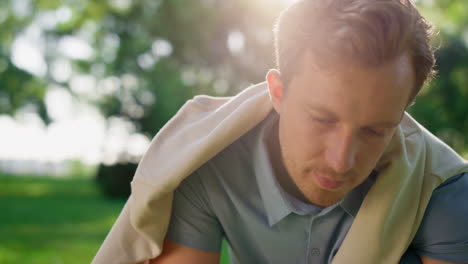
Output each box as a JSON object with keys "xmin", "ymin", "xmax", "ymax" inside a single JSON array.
[
  {"xmin": 409, "ymin": 35, "xmax": 468, "ymax": 153},
  {"xmin": 95, "ymin": 162, "xmax": 137, "ymax": 198},
  {"xmin": 1, "ymin": 0, "xmax": 280, "ymax": 135},
  {"xmin": 0, "ymin": 49, "xmax": 48, "ymax": 120}
]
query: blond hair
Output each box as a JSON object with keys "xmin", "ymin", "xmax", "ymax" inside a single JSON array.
[{"xmin": 274, "ymin": 0, "xmax": 436, "ymax": 101}]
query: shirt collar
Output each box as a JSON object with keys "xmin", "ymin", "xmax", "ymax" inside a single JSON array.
[
  {"xmin": 254, "ymin": 112, "xmax": 377, "ymax": 226},
  {"xmin": 254, "ymin": 112, "xmax": 292, "ymax": 226}
]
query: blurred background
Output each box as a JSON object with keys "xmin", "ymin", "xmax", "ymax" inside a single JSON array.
[{"xmin": 0, "ymin": 0, "xmax": 467, "ymax": 263}]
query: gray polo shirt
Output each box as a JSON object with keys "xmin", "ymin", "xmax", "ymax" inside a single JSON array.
[{"xmin": 166, "ymin": 112, "xmax": 468, "ymax": 263}]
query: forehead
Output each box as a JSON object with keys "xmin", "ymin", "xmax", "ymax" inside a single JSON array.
[{"xmin": 285, "ymin": 51, "xmax": 414, "ymax": 124}]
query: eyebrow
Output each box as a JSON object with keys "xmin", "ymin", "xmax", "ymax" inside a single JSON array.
[
  {"xmin": 307, "ymin": 105, "xmax": 401, "ymax": 128},
  {"xmin": 307, "ymin": 105, "xmax": 338, "ymax": 119}
]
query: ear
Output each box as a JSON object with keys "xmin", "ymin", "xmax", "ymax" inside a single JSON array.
[{"xmin": 266, "ymin": 69, "xmax": 285, "ymax": 114}]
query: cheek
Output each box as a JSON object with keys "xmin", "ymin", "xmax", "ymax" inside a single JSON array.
[
  {"xmin": 281, "ymin": 117, "xmax": 325, "ymax": 161},
  {"xmin": 355, "ymin": 140, "xmax": 389, "ymax": 173}
]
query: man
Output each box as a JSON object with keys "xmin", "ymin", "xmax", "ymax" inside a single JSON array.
[{"xmin": 93, "ymin": 0, "xmax": 468, "ymax": 263}]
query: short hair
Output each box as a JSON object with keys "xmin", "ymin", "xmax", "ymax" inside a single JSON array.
[{"xmin": 273, "ymin": 0, "xmax": 436, "ymax": 102}]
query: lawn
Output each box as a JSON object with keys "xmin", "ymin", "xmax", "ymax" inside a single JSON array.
[
  {"xmin": 0, "ymin": 174, "xmax": 230, "ymax": 264},
  {"xmin": 0, "ymin": 174, "xmax": 125, "ymax": 264}
]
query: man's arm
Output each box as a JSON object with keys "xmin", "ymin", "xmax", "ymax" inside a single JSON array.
[
  {"xmin": 145, "ymin": 171, "xmax": 223, "ymax": 264},
  {"xmin": 420, "ymin": 256, "xmax": 466, "ymax": 264},
  {"xmin": 148, "ymin": 239, "xmax": 220, "ymax": 264}
]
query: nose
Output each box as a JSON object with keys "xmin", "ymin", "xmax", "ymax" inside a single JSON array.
[{"xmin": 324, "ymin": 128, "xmax": 358, "ymax": 174}]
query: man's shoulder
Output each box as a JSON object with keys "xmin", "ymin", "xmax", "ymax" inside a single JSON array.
[
  {"xmin": 411, "ymin": 173, "xmax": 468, "ymax": 261},
  {"xmin": 179, "ymin": 118, "xmax": 264, "ymax": 198},
  {"xmin": 194, "ymin": 112, "xmax": 268, "ymax": 179},
  {"xmin": 424, "ymin": 172, "xmax": 468, "ymax": 220}
]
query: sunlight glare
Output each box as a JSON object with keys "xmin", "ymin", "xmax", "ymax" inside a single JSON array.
[
  {"xmin": 58, "ymin": 36, "xmax": 94, "ymax": 60},
  {"xmin": 11, "ymin": 34, "xmax": 47, "ymax": 77}
]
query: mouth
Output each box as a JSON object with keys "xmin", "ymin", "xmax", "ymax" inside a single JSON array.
[{"xmin": 313, "ymin": 173, "xmax": 345, "ymax": 190}]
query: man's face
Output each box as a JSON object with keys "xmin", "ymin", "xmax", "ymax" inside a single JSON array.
[{"xmin": 267, "ymin": 52, "xmax": 414, "ymax": 207}]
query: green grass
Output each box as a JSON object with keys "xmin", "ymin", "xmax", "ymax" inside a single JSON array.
[
  {"xmin": 0, "ymin": 174, "xmax": 231, "ymax": 264},
  {"xmin": 0, "ymin": 175, "xmax": 125, "ymax": 264}
]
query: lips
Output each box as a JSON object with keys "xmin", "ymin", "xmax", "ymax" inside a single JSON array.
[{"xmin": 314, "ymin": 173, "xmax": 344, "ymax": 190}]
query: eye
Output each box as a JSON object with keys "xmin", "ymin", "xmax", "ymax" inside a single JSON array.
[
  {"xmin": 363, "ymin": 127, "xmax": 385, "ymax": 137},
  {"xmin": 312, "ymin": 116, "xmax": 334, "ymax": 124}
]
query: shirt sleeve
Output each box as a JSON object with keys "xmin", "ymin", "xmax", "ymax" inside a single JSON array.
[
  {"xmin": 165, "ymin": 170, "xmax": 224, "ymax": 252},
  {"xmin": 411, "ymin": 173, "xmax": 468, "ymax": 262}
]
